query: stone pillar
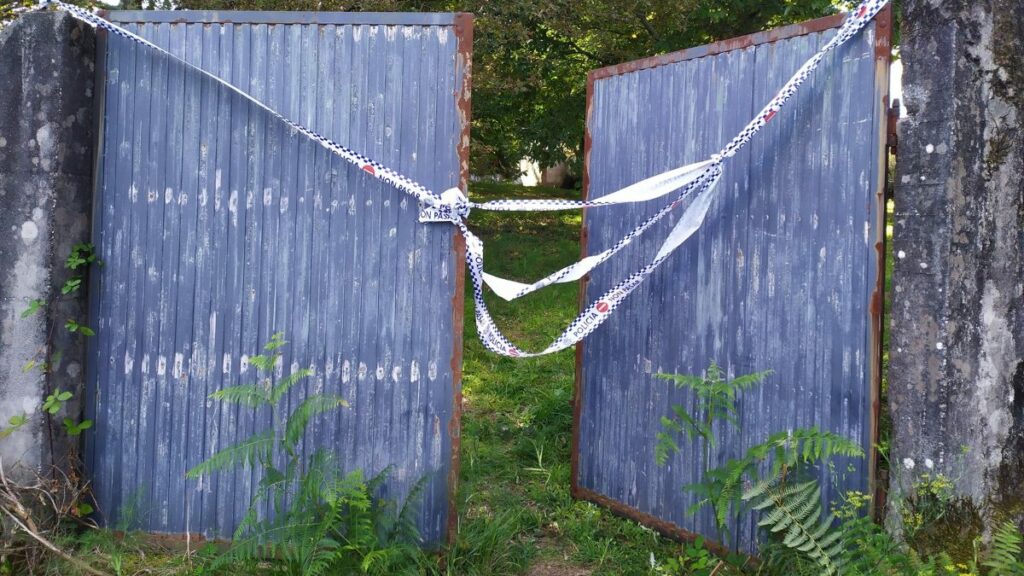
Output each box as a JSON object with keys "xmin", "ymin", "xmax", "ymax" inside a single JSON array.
[
  {"xmin": 890, "ymin": 0, "xmax": 1024, "ymax": 530},
  {"xmin": 0, "ymin": 12, "xmax": 95, "ymax": 475}
]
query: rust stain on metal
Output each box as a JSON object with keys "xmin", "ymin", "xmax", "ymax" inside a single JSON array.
[
  {"xmin": 447, "ymin": 11, "xmax": 473, "ymax": 548},
  {"xmin": 873, "ymin": 4, "xmax": 892, "ymax": 63},
  {"xmin": 588, "ymin": 12, "xmax": 845, "ymax": 82},
  {"xmin": 572, "ymin": 486, "xmax": 739, "ymax": 560},
  {"xmin": 887, "ymin": 98, "xmax": 901, "ymax": 157},
  {"xmin": 867, "ymin": 2, "xmax": 892, "ymax": 519},
  {"xmin": 571, "ymin": 72, "xmax": 596, "ymax": 495},
  {"xmin": 454, "ymin": 13, "xmax": 474, "ymax": 193}
]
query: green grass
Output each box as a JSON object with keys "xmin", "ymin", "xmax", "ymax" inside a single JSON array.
[{"xmin": 449, "ymin": 181, "xmax": 678, "ymax": 575}]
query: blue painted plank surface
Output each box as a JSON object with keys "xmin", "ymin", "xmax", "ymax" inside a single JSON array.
[
  {"xmin": 87, "ymin": 16, "xmax": 466, "ymax": 545},
  {"xmin": 577, "ymin": 22, "xmax": 885, "ymax": 552}
]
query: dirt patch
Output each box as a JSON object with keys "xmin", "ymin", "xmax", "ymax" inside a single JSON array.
[{"xmin": 526, "ymin": 560, "xmax": 593, "ymax": 576}]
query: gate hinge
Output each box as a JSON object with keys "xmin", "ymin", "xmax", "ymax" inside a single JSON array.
[{"xmin": 887, "ymin": 98, "xmax": 900, "ymax": 156}]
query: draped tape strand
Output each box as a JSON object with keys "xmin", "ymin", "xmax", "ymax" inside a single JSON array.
[{"xmin": 37, "ymin": 0, "xmax": 889, "ymax": 357}]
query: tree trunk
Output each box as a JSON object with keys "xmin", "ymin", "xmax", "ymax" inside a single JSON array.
[{"xmin": 890, "ymin": 0, "xmax": 1024, "ymax": 536}]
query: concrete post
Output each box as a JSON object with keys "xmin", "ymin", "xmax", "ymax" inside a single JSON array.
[
  {"xmin": 890, "ymin": 0, "xmax": 1024, "ymax": 532},
  {"xmin": 0, "ymin": 12, "xmax": 95, "ymax": 475}
]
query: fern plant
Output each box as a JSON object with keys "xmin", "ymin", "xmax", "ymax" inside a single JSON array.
[
  {"xmin": 655, "ymin": 362, "xmax": 771, "ymax": 466},
  {"xmin": 743, "ymin": 478, "xmax": 843, "ymax": 575},
  {"xmin": 186, "ymin": 332, "xmax": 427, "ymax": 576},
  {"xmin": 832, "ymin": 513, "xmax": 918, "ymax": 576},
  {"xmin": 983, "ymin": 521, "xmax": 1024, "ymax": 575},
  {"xmin": 186, "ymin": 333, "xmax": 340, "ymax": 480},
  {"xmin": 655, "ymin": 362, "xmax": 863, "ymax": 540}
]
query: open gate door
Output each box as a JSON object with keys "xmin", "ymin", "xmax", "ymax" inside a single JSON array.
[
  {"xmin": 573, "ymin": 9, "xmax": 892, "ymax": 552},
  {"xmin": 85, "ymin": 10, "xmax": 470, "ymax": 546}
]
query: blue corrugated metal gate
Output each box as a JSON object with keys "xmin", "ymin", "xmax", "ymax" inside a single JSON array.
[
  {"xmin": 573, "ymin": 12, "xmax": 891, "ymax": 551},
  {"xmin": 85, "ymin": 10, "xmax": 470, "ymax": 546}
]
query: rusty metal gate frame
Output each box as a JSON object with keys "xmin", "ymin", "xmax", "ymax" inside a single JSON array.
[
  {"xmin": 86, "ymin": 10, "xmax": 470, "ymax": 545},
  {"xmin": 571, "ymin": 7, "xmax": 892, "ymax": 550}
]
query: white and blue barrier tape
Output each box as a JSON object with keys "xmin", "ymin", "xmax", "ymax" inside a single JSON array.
[{"xmin": 34, "ymin": 0, "xmax": 889, "ymax": 357}]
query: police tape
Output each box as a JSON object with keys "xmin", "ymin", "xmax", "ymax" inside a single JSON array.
[
  {"xmin": 38, "ymin": 0, "xmax": 889, "ymax": 358},
  {"xmin": 474, "ymin": 0, "xmax": 889, "ymax": 305},
  {"xmin": 465, "ymin": 165, "xmax": 725, "ymax": 358}
]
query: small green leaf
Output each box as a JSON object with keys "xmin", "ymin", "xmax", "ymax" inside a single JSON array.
[
  {"xmin": 66, "ymin": 243, "xmax": 97, "ymax": 271},
  {"xmin": 43, "ymin": 390, "xmax": 66, "ymax": 414},
  {"xmin": 63, "ymin": 418, "xmax": 92, "ymax": 436},
  {"xmin": 61, "ymin": 277, "xmax": 82, "ymax": 295},
  {"xmin": 264, "ymin": 332, "xmax": 287, "ymax": 351},
  {"xmin": 65, "ymin": 319, "xmax": 78, "ymax": 333},
  {"xmin": 20, "ymin": 299, "xmax": 45, "ymax": 319},
  {"xmin": 77, "ymin": 325, "xmax": 95, "ymax": 337},
  {"xmin": 57, "ymin": 391, "xmax": 73, "ymax": 401},
  {"xmin": 1, "ymin": 414, "xmax": 29, "ymax": 438},
  {"xmin": 74, "ymin": 502, "xmax": 94, "ymax": 517},
  {"xmin": 22, "ymin": 360, "xmax": 38, "ymax": 373}
]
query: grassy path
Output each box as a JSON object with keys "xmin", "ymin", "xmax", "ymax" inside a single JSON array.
[{"xmin": 449, "ymin": 182, "xmax": 678, "ymax": 575}]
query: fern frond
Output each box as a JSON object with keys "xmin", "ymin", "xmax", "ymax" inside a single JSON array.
[
  {"xmin": 655, "ymin": 406, "xmax": 708, "ymax": 465},
  {"xmin": 728, "ymin": 369, "xmax": 772, "ymax": 392},
  {"xmin": 387, "ymin": 474, "xmax": 428, "ymax": 546},
  {"xmin": 760, "ymin": 539, "xmax": 822, "ymax": 576},
  {"xmin": 249, "ymin": 353, "xmax": 277, "ymax": 372},
  {"xmin": 284, "ymin": 393, "xmax": 349, "ymax": 451},
  {"xmin": 209, "ymin": 531, "xmax": 268, "ymax": 570},
  {"xmin": 744, "ymin": 478, "xmax": 841, "ymax": 575},
  {"xmin": 984, "ymin": 521, "xmax": 1024, "ymax": 575},
  {"xmin": 656, "ymin": 372, "xmax": 707, "ymax": 391},
  {"xmin": 655, "ymin": 430, "xmax": 680, "ymax": 466},
  {"xmin": 263, "ymin": 331, "xmax": 287, "ymax": 351},
  {"xmin": 365, "ymin": 467, "xmax": 391, "ymax": 497},
  {"xmin": 185, "ymin": 429, "xmax": 274, "ymax": 478},
  {"xmin": 708, "ymin": 456, "xmax": 755, "ymax": 529},
  {"xmin": 270, "ymin": 367, "xmax": 315, "ymax": 404},
  {"xmin": 746, "ymin": 427, "xmax": 864, "ymax": 476},
  {"xmin": 209, "ymin": 383, "xmax": 268, "ymax": 406},
  {"xmin": 674, "ymin": 405, "xmax": 711, "ymax": 443}
]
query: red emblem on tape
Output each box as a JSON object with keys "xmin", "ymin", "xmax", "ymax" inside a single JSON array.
[
  {"xmin": 362, "ymin": 164, "xmax": 376, "ymax": 176},
  {"xmin": 508, "ymin": 347, "xmax": 520, "ymax": 357},
  {"xmin": 856, "ymin": 5, "xmax": 867, "ymax": 17},
  {"xmin": 596, "ymin": 301, "xmax": 610, "ymax": 314},
  {"xmin": 763, "ymin": 109, "xmax": 778, "ymax": 123}
]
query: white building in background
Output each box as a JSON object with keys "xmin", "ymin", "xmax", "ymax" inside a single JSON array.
[{"xmin": 518, "ymin": 159, "xmax": 571, "ymax": 187}]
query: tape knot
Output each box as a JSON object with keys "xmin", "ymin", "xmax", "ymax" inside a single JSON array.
[{"xmin": 418, "ymin": 187, "xmax": 469, "ymax": 223}]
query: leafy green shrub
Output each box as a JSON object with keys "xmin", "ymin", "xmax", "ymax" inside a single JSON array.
[
  {"xmin": 652, "ymin": 535, "xmax": 749, "ymax": 576},
  {"xmin": 3, "ymin": 242, "xmax": 99, "ymax": 443},
  {"xmin": 656, "ymin": 362, "xmax": 862, "ymax": 541},
  {"xmin": 653, "ymin": 361, "xmax": 1024, "ymax": 576},
  {"xmin": 983, "ymin": 521, "xmax": 1024, "ymax": 575},
  {"xmin": 187, "ymin": 332, "xmax": 429, "ymax": 576}
]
